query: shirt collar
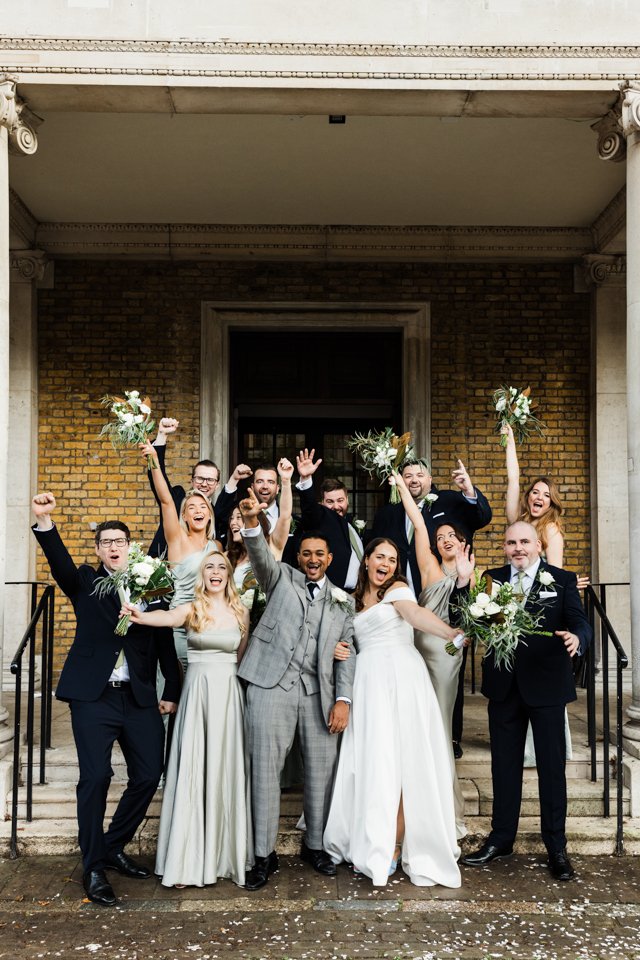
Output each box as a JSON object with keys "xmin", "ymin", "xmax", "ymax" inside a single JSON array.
[{"xmin": 510, "ymin": 558, "xmax": 542, "ymax": 581}]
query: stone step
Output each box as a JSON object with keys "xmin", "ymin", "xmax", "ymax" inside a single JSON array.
[
  {"xmin": 473, "ymin": 777, "xmax": 631, "ymax": 818},
  {"xmin": 2, "ymin": 813, "xmax": 638, "ymax": 859}
]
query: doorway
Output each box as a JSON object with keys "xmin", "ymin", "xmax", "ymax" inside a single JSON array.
[{"xmin": 230, "ymin": 330, "xmax": 402, "ymax": 521}]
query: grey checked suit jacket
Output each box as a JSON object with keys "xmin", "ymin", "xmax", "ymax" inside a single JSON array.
[{"xmin": 237, "ymin": 528, "xmax": 356, "ymax": 726}]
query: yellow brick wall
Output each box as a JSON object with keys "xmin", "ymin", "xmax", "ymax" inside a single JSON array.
[{"xmin": 36, "ymin": 259, "xmax": 591, "ymax": 674}]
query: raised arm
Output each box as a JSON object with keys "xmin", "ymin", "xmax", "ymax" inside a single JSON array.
[
  {"xmin": 239, "ymin": 489, "xmax": 282, "ymax": 595},
  {"xmin": 389, "ymin": 587, "xmax": 461, "ymax": 642},
  {"xmin": 121, "ymin": 600, "xmax": 191, "ymax": 628},
  {"xmin": 31, "ymin": 493, "xmax": 82, "ymax": 600},
  {"xmin": 141, "ymin": 441, "xmax": 184, "ymax": 552},
  {"xmin": 271, "ymin": 457, "xmax": 294, "ymax": 559},
  {"xmin": 391, "ymin": 472, "xmax": 441, "ymax": 588},
  {"xmin": 147, "ymin": 417, "xmax": 179, "ymax": 507},
  {"xmin": 295, "ymin": 447, "xmax": 325, "ymax": 529},
  {"xmin": 502, "ymin": 424, "xmax": 521, "ymax": 524}
]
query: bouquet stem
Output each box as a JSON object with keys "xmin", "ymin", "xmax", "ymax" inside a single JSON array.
[
  {"xmin": 146, "ymin": 453, "xmax": 159, "ymax": 471},
  {"xmin": 115, "ymin": 613, "xmax": 131, "ymax": 636}
]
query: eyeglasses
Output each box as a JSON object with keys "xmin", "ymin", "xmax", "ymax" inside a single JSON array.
[
  {"xmin": 98, "ymin": 537, "xmax": 129, "ymax": 548},
  {"xmin": 192, "ymin": 475, "xmax": 219, "ymax": 486}
]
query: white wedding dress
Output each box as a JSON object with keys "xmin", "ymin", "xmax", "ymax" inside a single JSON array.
[{"xmin": 323, "ymin": 588, "xmax": 461, "ymax": 888}]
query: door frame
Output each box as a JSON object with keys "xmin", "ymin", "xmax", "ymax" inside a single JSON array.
[{"xmin": 200, "ymin": 301, "xmax": 431, "ymax": 481}]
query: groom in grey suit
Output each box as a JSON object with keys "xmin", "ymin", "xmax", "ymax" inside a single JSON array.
[{"xmin": 238, "ymin": 489, "xmax": 356, "ymax": 890}]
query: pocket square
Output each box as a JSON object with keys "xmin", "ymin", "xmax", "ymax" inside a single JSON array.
[{"xmin": 539, "ymin": 590, "xmax": 557, "ymax": 599}]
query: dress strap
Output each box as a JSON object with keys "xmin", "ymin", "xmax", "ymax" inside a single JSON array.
[{"xmin": 380, "ymin": 586, "xmax": 416, "ymax": 604}]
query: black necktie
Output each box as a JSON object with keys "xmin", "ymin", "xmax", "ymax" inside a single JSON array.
[{"xmin": 307, "ymin": 582, "xmax": 318, "ymax": 601}]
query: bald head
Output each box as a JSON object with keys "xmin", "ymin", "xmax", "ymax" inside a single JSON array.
[{"xmin": 504, "ymin": 521, "xmax": 543, "ymax": 571}]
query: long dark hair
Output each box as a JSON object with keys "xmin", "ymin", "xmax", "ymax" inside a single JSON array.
[
  {"xmin": 225, "ymin": 508, "xmax": 270, "ymax": 570},
  {"xmin": 353, "ymin": 537, "xmax": 408, "ymax": 612}
]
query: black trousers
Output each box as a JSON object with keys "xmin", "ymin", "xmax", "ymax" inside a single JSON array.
[
  {"xmin": 70, "ymin": 684, "xmax": 164, "ymax": 873},
  {"xmin": 487, "ymin": 686, "xmax": 567, "ymax": 854}
]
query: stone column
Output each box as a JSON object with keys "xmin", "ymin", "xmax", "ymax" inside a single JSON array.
[
  {"xmin": 0, "ymin": 78, "xmax": 38, "ymax": 766},
  {"xmin": 583, "ymin": 255, "xmax": 630, "ymax": 657},
  {"xmin": 3, "ymin": 252, "xmax": 51, "ymax": 694},
  {"xmin": 621, "ymin": 82, "xmax": 640, "ymax": 746}
]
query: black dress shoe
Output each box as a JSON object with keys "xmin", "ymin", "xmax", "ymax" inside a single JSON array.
[
  {"xmin": 83, "ymin": 869, "xmax": 117, "ymax": 907},
  {"xmin": 245, "ymin": 852, "xmax": 279, "ymax": 891},
  {"xmin": 461, "ymin": 841, "xmax": 514, "ymax": 867},
  {"xmin": 452, "ymin": 741, "xmax": 463, "ymax": 760},
  {"xmin": 105, "ymin": 850, "xmax": 151, "ymax": 879},
  {"xmin": 300, "ymin": 842, "xmax": 337, "ymax": 876},
  {"xmin": 548, "ymin": 849, "xmax": 576, "ymax": 881}
]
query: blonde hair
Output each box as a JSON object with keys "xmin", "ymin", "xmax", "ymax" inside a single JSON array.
[
  {"xmin": 185, "ymin": 552, "xmax": 246, "ymax": 637},
  {"xmin": 179, "ymin": 489, "xmax": 216, "ymax": 541},
  {"xmin": 520, "ymin": 476, "xmax": 564, "ymax": 550}
]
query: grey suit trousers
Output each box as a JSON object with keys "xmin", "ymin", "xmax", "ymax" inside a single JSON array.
[{"xmin": 246, "ymin": 681, "xmax": 338, "ymax": 857}]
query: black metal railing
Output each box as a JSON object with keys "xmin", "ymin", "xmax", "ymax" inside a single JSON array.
[
  {"xmin": 7, "ymin": 581, "xmax": 56, "ymax": 859},
  {"xmin": 583, "ymin": 582, "xmax": 630, "ymax": 855}
]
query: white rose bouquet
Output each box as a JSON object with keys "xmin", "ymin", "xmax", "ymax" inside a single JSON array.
[
  {"xmin": 347, "ymin": 428, "xmax": 414, "ymax": 503},
  {"xmin": 99, "ymin": 389, "xmax": 158, "ymax": 469},
  {"xmin": 492, "ymin": 385, "xmax": 544, "ymax": 447},
  {"xmin": 450, "ymin": 574, "xmax": 551, "ymax": 670},
  {"xmin": 93, "ymin": 542, "xmax": 174, "ymax": 636},
  {"xmin": 238, "ymin": 568, "xmax": 266, "ymax": 627}
]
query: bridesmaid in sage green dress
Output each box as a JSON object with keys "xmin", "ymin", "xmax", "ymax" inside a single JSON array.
[
  {"xmin": 141, "ymin": 441, "xmax": 221, "ymax": 673},
  {"xmin": 392, "ymin": 471, "xmax": 472, "ymax": 840}
]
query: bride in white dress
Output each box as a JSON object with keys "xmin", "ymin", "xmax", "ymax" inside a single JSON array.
[{"xmin": 324, "ymin": 538, "xmax": 468, "ymax": 889}]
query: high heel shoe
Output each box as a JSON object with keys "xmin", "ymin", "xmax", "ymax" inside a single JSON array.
[{"xmin": 388, "ymin": 845, "xmax": 402, "ymax": 877}]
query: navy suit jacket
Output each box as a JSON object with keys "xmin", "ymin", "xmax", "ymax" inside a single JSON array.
[
  {"xmin": 456, "ymin": 561, "xmax": 592, "ymax": 708},
  {"xmin": 33, "ymin": 525, "xmax": 181, "ymax": 706},
  {"xmin": 371, "ymin": 485, "xmax": 492, "ymax": 590},
  {"xmin": 297, "ymin": 483, "xmax": 359, "ymax": 590}
]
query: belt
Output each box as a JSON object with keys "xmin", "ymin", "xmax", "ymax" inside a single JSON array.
[{"xmin": 107, "ymin": 680, "xmax": 130, "ymax": 688}]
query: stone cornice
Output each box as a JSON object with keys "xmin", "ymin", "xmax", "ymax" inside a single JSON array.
[
  {"xmin": 9, "ymin": 188, "xmax": 38, "ymax": 245},
  {"xmin": 33, "ymin": 221, "xmax": 594, "ymax": 262},
  {"xmin": 591, "ymin": 187, "xmax": 626, "ymax": 253},
  {"xmin": 2, "ymin": 38, "xmax": 640, "ymax": 58}
]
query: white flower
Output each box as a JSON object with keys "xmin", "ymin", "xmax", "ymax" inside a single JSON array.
[
  {"xmin": 139, "ymin": 403, "xmax": 151, "ymax": 415},
  {"xmin": 127, "ymin": 389, "xmax": 140, "ymax": 399},
  {"xmin": 509, "ymin": 386, "xmax": 518, "ymax": 397},
  {"xmin": 495, "ymin": 396, "xmax": 507, "ymax": 412},
  {"xmin": 131, "ymin": 561, "xmax": 154, "ymax": 583},
  {"xmin": 331, "ymin": 587, "xmax": 349, "ymax": 603},
  {"xmin": 120, "ymin": 411, "xmax": 135, "ymax": 425},
  {"xmin": 240, "ymin": 589, "xmax": 255, "ymax": 610},
  {"xmin": 132, "ymin": 414, "xmax": 143, "ymax": 424},
  {"xmin": 538, "ymin": 570, "xmax": 555, "ymax": 587},
  {"xmin": 353, "ymin": 519, "xmax": 366, "ymax": 532},
  {"xmin": 474, "ymin": 592, "xmax": 491, "ymax": 608},
  {"xmin": 490, "ymin": 581, "xmax": 501, "ymax": 598},
  {"xmin": 485, "ymin": 601, "xmax": 502, "ymax": 616},
  {"xmin": 468, "ymin": 602, "xmax": 485, "ymax": 618},
  {"xmin": 425, "ymin": 493, "xmax": 439, "ymax": 506},
  {"xmin": 505, "ymin": 601, "xmax": 519, "ymax": 615}
]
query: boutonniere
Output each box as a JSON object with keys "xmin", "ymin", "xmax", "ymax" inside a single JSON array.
[
  {"xmin": 330, "ymin": 587, "xmax": 353, "ymax": 613},
  {"xmin": 424, "ymin": 493, "xmax": 439, "ymax": 511},
  {"xmin": 537, "ymin": 570, "xmax": 555, "ymax": 588},
  {"xmin": 352, "ymin": 518, "xmax": 366, "ymax": 534}
]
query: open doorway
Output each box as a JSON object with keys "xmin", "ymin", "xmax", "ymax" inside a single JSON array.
[{"xmin": 230, "ymin": 329, "xmax": 402, "ymax": 521}]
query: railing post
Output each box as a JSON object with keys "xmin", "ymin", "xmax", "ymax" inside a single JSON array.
[
  {"xmin": 10, "ymin": 660, "xmax": 22, "ymax": 859},
  {"xmin": 46, "ymin": 586, "xmax": 55, "ymax": 749},
  {"xmin": 616, "ymin": 658, "xmax": 625, "ymax": 855},
  {"xmin": 39, "ymin": 588, "xmax": 49, "ymax": 785},
  {"xmin": 26, "ymin": 621, "xmax": 36, "ymax": 822}
]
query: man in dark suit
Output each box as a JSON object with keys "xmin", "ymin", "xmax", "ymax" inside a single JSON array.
[
  {"xmin": 371, "ymin": 457, "xmax": 492, "ymax": 595},
  {"xmin": 147, "ymin": 417, "xmax": 221, "ymax": 556},
  {"xmin": 32, "ymin": 493, "xmax": 180, "ymax": 906},
  {"xmin": 294, "ymin": 448, "xmax": 364, "ymax": 591},
  {"xmin": 458, "ymin": 521, "xmax": 592, "ymax": 881}
]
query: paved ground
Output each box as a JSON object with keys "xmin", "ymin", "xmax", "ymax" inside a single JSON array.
[{"xmin": 1, "ymin": 853, "xmax": 639, "ymax": 960}]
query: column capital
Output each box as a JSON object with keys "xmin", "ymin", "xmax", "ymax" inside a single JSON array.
[
  {"xmin": 10, "ymin": 249, "xmax": 52, "ymax": 286},
  {"xmin": 591, "ymin": 105, "xmax": 626, "ymax": 162},
  {"xmin": 582, "ymin": 254, "xmax": 626, "ymax": 287},
  {"xmin": 621, "ymin": 80, "xmax": 640, "ymax": 140},
  {"xmin": 0, "ymin": 76, "xmax": 38, "ymax": 155}
]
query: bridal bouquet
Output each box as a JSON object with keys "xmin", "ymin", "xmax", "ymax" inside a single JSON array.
[
  {"xmin": 450, "ymin": 575, "xmax": 551, "ymax": 671},
  {"xmin": 492, "ymin": 385, "xmax": 544, "ymax": 447},
  {"xmin": 347, "ymin": 428, "xmax": 414, "ymax": 503},
  {"xmin": 93, "ymin": 542, "xmax": 174, "ymax": 636},
  {"xmin": 99, "ymin": 389, "xmax": 157, "ymax": 468}
]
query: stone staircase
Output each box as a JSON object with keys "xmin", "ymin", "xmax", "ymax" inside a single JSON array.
[{"xmin": 2, "ymin": 696, "xmax": 639, "ymax": 858}]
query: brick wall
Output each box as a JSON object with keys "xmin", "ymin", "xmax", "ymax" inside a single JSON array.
[{"xmin": 36, "ymin": 259, "xmax": 591, "ymax": 673}]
